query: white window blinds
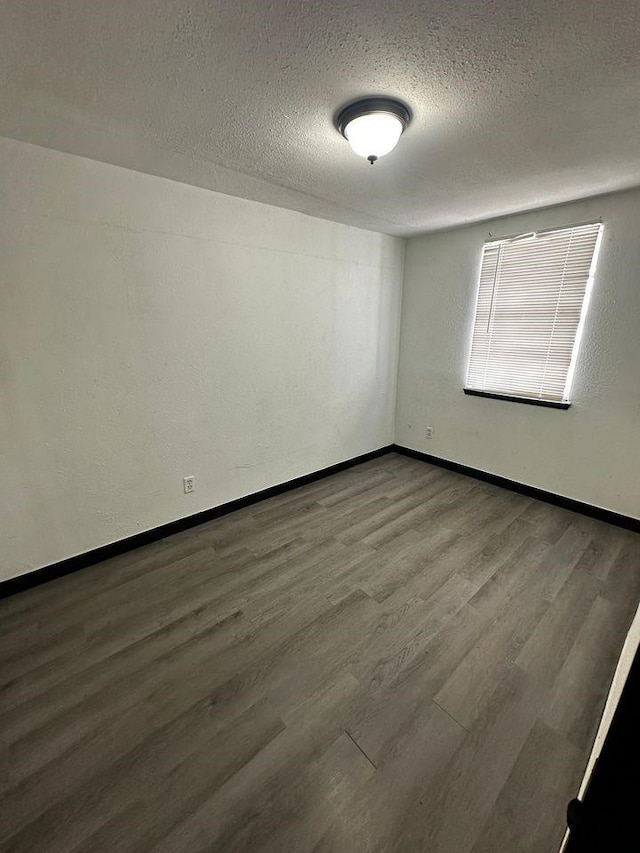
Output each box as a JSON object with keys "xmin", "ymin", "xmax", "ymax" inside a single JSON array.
[{"xmin": 465, "ymin": 222, "xmax": 603, "ymax": 404}]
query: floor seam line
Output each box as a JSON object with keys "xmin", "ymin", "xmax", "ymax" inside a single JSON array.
[
  {"xmin": 432, "ymin": 698, "xmax": 469, "ymax": 732},
  {"xmin": 344, "ymin": 729, "xmax": 378, "ymax": 770}
]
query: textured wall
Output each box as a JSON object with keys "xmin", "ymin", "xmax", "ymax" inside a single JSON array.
[
  {"xmin": 0, "ymin": 137, "xmax": 404, "ymax": 581},
  {"xmin": 396, "ymin": 189, "xmax": 640, "ymax": 519}
]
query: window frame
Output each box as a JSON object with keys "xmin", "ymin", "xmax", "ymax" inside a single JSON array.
[{"xmin": 463, "ymin": 220, "xmax": 604, "ymax": 409}]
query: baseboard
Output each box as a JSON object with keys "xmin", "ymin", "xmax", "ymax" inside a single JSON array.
[
  {"xmin": 0, "ymin": 445, "xmax": 394, "ymax": 599},
  {"xmin": 6, "ymin": 442, "xmax": 637, "ymax": 600},
  {"xmin": 392, "ymin": 444, "xmax": 640, "ymax": 534}
]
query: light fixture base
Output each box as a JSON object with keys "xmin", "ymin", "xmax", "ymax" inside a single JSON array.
[{"xmin": 335, "ymin": 97, "xmax": 411, "ymax": 138}]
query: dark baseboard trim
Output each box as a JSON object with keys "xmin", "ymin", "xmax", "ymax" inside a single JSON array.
[
  {"xmin": 6, "ymin": 442, "xmax": 638, "ymax": 600},
  {"xmin": 1, "ymin": 445, "xmax": 393, "ymax": 599},
  {"xmin": 392, "ymin": 444, "xmax": 640, "ymax": 534}
]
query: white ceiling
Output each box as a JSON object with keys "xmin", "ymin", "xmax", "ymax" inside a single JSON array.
[{"xmin": 2, "ymin": 0, "xmax": 640, "ymax": 236}]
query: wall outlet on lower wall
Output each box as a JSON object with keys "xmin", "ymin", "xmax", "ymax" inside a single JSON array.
[
  {"xmin": 183, "ymin": 476, "xmax": 195, "ymax": 494},
  {"xmin": 426, "ymin": 426, "xmax": 435, "ymax": 439}
]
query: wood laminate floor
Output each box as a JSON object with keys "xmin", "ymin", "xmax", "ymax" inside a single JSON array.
[{"xmin": 1, "ymin": 453, "xmax": 640, "ymax": 853}]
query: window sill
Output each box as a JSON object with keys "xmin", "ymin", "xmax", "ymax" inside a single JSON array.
[{"xmin": 463, "ymin": 388, "xmax": 571, "ymax": 409}]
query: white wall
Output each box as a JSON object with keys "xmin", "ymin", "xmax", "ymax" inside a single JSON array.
[
  {"xmin": 0, "ymin": 137, "xmax": 404, "ymax": 581},
  {"xmin": 396, "ymin": 189, "xmax": 640, "ymax": 519}
]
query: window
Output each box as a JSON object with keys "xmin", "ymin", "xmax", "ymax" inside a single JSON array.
[{"xmin": 465, "ymin": 221, "xmax": 603, "ymax": 408}]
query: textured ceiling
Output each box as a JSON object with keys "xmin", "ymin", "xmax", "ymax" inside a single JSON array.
[{"xmin": 1, "ymin": 0, "xmax": 640, "ymax": 236}]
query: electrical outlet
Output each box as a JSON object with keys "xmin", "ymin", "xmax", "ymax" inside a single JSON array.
[
  {"xmin": 426, "ymin": 426, "xmax": 434, "ymax": 439},
  {"xmin": 183, "ymin": 476, "xmax": 195, "ymax": 494}
]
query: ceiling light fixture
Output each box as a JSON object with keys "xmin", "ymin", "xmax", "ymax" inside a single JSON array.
[{"xmin": 336, "ymin": 97, "xmax": 411, "ymax": 165}]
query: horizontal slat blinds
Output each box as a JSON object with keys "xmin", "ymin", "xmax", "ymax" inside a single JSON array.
[{"xmin": 465, "ymin": 222, "xmax": 603, "ymax": 403}]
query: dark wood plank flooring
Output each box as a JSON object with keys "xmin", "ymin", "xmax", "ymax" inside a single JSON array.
[{"xmin": 1, "ymin": 453, "xmax": 639, "ymax": 853}]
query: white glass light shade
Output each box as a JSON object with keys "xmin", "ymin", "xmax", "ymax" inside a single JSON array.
[{"xmin": 344, "ymin": 112, "xmax": 404, "ymax": 160}]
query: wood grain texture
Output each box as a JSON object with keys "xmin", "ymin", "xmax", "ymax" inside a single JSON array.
[{"xmin": 1, "ymin": 453, "xmax": 639, "ymax": 853}]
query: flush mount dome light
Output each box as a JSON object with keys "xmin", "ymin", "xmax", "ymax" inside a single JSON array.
[{"xmin": 336, "ymin": 97, "xmax": 411, "ymax": 164}]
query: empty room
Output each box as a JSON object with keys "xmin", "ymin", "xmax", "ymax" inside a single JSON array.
[{"xmin": 2, "ymin": 1, "xmax": 640, "ymax": 851}]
